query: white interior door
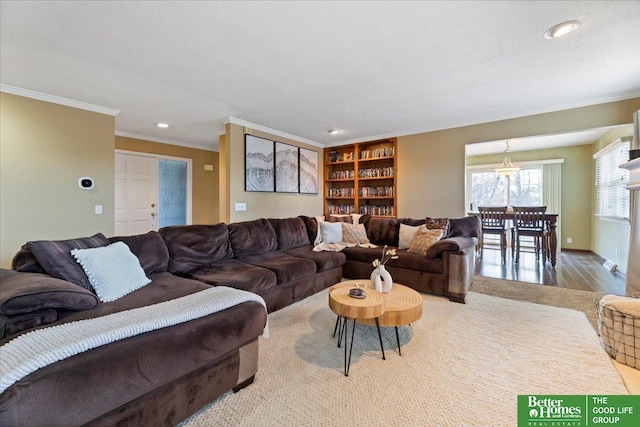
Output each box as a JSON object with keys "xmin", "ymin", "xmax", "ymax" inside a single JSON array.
[{"xmin": 114, "ymin": 153, "xmax": 158, "ymax": 236}]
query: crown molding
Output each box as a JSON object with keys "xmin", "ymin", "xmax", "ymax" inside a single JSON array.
[
  {"xmin": 223, "ymin": 116, "xmax": 323, "ymax": 147},
  {"xmin": 115, "ymin": 131, "xmax": 217, "ymax": 152},
  {"xmin": 0, "ymin": 84, "xmax": 120, "ymax": 116}
]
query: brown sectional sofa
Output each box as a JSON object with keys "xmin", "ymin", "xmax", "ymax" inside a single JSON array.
[
  {"xmin": 301, "ymin": 215, "xmax": 480, "ymax": 302},
  {"xmin": 0, "ymin": 214, "xmax": 478, "ymax": 426},
  {"xmin": 356, "ymin": 216, "xmax": 478, "ymax": 302}
]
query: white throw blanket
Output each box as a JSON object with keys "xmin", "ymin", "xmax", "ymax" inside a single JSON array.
[
  {"xmin": 313, "ymin": 242, "xmax": 377, "ymax": 252},
  {"xmin": 0, "ymin": 286, "xmax": 267, "ymax": 394}
]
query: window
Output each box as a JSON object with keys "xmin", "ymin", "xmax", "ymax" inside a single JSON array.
[
  {"xmin": 468, "ymin": 166, "xmax": 542, "ymax": 210},
  {"xmin": 594, "ymin": 137, "xmax": 631, "ymax": 220}
]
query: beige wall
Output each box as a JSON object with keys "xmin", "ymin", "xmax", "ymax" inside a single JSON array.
[
  {"xmin": 115, "ymin": 136, "xmax": 220, "ymax": 225},
  {"xmin": 0, "ymin": 92, "xmax": 115, "ymax": 268},
  {"xmin": 222, "ymin": 123, "xmax": 323, "ymax": 223},
  {"xmin": 219, "ymin": 133, "xmax": 230, "ymax": 223},
  {"xmin": 397, "ymin": 98, "xmax": 640, "ymax": 219},
  {"xmin": 591, "ymin": 125, "xmax": 634, "ymax": 274},
  {"xmin": 467, "ymin": 144, "xmax": 594, "ymax": 250}
]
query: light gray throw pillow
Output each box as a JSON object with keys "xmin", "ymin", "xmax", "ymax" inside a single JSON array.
[{"xmin": 71, "ymin": 242, "xmax": 151, "ymax": 303}]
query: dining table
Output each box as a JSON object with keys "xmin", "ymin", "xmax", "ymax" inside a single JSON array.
[{"xmin": 468, "ymin": 212, "xmax": 559, "ymax": 266}]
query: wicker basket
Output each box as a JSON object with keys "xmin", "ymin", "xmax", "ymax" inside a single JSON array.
[{"xmin": 596, "ymin": 297, "xmax": 640, "ymax": 369}]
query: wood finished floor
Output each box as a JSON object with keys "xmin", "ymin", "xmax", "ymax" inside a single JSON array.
[{"xmin": 475, "ymin": 243, "xmax": 636, "ymax": 296}]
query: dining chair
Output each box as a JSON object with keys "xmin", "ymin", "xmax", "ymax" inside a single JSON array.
[
  {"xmin": 478, "ymin": 206, "xmax": 509, "ymax": 263},
  {"xmin": 512, "ymin": 206, "xmax": 549, "ymax": 264}
]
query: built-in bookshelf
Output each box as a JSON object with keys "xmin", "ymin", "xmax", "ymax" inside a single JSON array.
[{"xmin": 324, "ymin": 138, "xmax": 397, "ymax": 217}]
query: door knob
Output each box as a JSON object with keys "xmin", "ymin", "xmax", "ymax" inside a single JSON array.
[
  {"xmin": 151, "ymin": 203, "xmax": 156, "ymax": 208},
  {"xmin": 151, "ymin": 212, "xmax": 156, "ymax": 217}
]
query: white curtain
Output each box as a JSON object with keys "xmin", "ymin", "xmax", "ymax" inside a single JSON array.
[
  {"xmin": 627, "ymin": 110, "xmax": 640, "ymax": 294},
  {"xmin": 543, "ymin": 163, "xmax": 562, "ymax": 251}
]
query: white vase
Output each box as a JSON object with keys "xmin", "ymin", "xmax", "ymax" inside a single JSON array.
[
  {"xmin": 370, "ymin": 265, "xmax": 393, "ymax": 293},
  {"xmin": 371, "ymin": 269, "xmax": 382, "ymax": 292}
]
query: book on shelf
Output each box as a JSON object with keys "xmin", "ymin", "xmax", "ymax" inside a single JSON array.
[
  {"xmin": 359, "ymin": 146, "xmax": 394, "ymax": 159},
  {"xmin": 359, "ymin": 186, "xmax": 394, "ymax": 197},
  {"xmin": 358, "ymin": 167, "xmax": 394, "ymax": 178},
  {"xmin": 328, "ymin": 170, "xmax": 355, "ymax": 180},
  {"xmin": 358, "ymin": 205, "xmax": 394, "ymax": 216}
]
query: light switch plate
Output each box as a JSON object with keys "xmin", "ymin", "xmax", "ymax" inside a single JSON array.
[
  {"xmin": 95, "ymin": 205, "xmax": 103, "ymax": 215},
  {"xmin": 235, "ymin": 202, "xmax": 247, "ymax": 211}
]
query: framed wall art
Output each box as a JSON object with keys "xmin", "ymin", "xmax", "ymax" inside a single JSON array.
[
  {"xmin": 275, "ymin": 142, "xmax": 299, "ymax": 193},
  {"xmin": 299, "ymin": 147, "xmax": 319, "ymax": 194},
  {"xmin": 245, "ymin": 134, "xmax": 274, "ymax": 192}
]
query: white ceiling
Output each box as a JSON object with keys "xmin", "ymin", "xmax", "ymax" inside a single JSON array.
[{"xmin": 1, "ymin": 1, "xmax": 639, "ymax": 152}]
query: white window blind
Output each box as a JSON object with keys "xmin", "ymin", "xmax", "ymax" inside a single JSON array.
[{"xmin": 594, "ymin": 137, "xmax": 631, "ymax": 220}]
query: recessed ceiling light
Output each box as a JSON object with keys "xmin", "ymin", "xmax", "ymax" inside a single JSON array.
[
  {"xmin": 328, "ymin": 129, "xmax": 341, "ymax": 135},
  {"xmin": 157, "ymin": 123, "xmax": 169, "ymax": 128},
  {"xmin": 544, "ymin": 20, "xmax": 581, "ymax": 39}
]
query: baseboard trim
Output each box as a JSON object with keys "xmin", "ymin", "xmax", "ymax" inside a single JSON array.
[{"xmin": 590, "ymin": 251, "xmax": 627, "ymax": 281}]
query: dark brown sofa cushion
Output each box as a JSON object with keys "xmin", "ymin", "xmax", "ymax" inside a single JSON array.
[
  {"xmin": 366, "ymin": 217, "xmax": 399, "ymax": 246},
  {"xmin": 1, "ymin": 309, "xmax": 57, "ymax": 339},
  {"xmin": 447, "ymin": 216, "xmax": 481, "ymax": 238},
  {"xmin": 365, "ymin": 217, "xmax": 425, "ymax": 247},
  {"xmin": 298, "ymin": 215, "xmax": 319, "ymax": 245},
  {"xmin": 160, "ymin": 224, "xmax": 233, "ymax": 273},
  {"xmin": 284, "ymin": 245, "xmax": 347, "ymax": 272},
  {"xmin": 228, "ymin": 219, "xmax": 277, "ymax": 258},
  {"xmin": 11, "ymin": 244, "xmax": 46, "ymax": 274},
  {"xmin": 108, "ymin": 231, "xmax": 169, "ymax": 275},
  {"xmin": 27, "ymin": 233, "xmax": 110, "ymax": 291},
  {"xmin": 342, "ymin": 247, "xmax": 443, "ymax": 274},
  {"xmin": 55, "ymin": 272, "xmax": 212, "ymax": 323},
  {"xmin": 0, "ymin": 269, "xmax": 98, "ymax": 315},
  {"xmin": 183, "ymin": 259, "xmax": 277, "ymax": 294},
  {"xmin": 268, "ymin": 217, "xmax": 310, "ymax": 251},
  {"xmin": 238, "ymin": 252, "xmax": 317, "ymax": 284}
]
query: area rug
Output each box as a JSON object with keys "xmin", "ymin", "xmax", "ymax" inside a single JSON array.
[
  {"xmin": 471, "ymin": 275, "xmax": 606, "ymax": 330},
  {"xmin": 181, "ymin": 289, "xmax": 626, "ymax": 427}
]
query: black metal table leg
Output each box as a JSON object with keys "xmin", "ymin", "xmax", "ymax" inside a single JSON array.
[
  {"xmin": 345, "ymin": 318, "xmax": 356, "ymax": 376},
  {"xmin": 395, "ymin": 326, "xmax": 401, "ymax": 356},
  {"xmin": 332, "ymin": 315, "xmax": 340, "ymax": 338},
  {"xmin": 375, "ymin": 317, "xmax": 385, "ymax": 360},
  {"xmin": 336, "ymin": 316, "xmax": 345, "ymax": 348},
  {"xmin": 343, "ymin": 317, "xmax": 348, "ymax": 374}
]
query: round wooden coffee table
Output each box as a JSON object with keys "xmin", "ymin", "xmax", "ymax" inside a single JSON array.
[{"xmin": 329, "ymin": 280, "xmax": 423, "ymax": 375}]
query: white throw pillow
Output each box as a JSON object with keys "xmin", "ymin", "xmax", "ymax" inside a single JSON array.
[
  {"xmin": 398, "ymin": 223, "xmax": 420, "ymax": 250},
  {"xmin": 319, "ymin": 221, "xmax": 343, "ymax": 244},
  {"xmin": 71, "ymin": 241, "xmax": 151, "ymax": 303}
]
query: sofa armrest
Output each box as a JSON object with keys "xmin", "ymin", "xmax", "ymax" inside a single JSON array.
[
  {"xmin": 426, "ymin": 236, "xmax": 478, "ymax": 258},
  {"xmin": 446, "ymin": 244, "xmax": 476, "ymax": 303}
]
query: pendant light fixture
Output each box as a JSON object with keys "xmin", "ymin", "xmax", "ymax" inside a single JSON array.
[{"xmin": 492, "ymin": 141, "xmax": 521, "ymax": 176}]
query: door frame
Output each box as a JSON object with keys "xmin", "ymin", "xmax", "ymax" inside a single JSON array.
[{"xmin": 115, "ymin": 149, "xmax": 193, "ymax": 227}]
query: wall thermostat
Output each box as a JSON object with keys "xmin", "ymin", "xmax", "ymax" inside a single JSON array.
[{"xmin": 78, "ymin": 177, "xmax": 95, "ymax": 190}]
